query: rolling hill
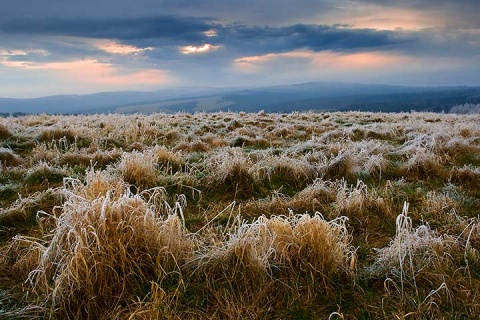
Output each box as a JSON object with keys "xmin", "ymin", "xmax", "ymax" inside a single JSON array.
[{"xmin": 1, "ymin": 82, "xmax": 480, "ymax": 115}]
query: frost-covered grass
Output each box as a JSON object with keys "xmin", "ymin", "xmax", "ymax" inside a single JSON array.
[{"xmin": 1, "ymin": 111, "xmax": 480, "ymax": 319}]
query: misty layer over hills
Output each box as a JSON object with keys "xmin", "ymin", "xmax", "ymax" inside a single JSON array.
[{"xmin": 1, "ymin": 82, "xmax": 480, "ymax": 115}]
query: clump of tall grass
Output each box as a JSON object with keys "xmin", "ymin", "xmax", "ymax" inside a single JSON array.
[
  {"xmin": 60, "ymin": 148, "xmax": 121, "ymax": 168},
  {"xmin": 37, "ymin": 127, "xmax": 91, "ymax": 148},
  {"xmin": 29, "ymin": 142, "xmax": 59, "ymax": 164},
  {"xmin": 194, "ymin": 212, "xmax": 355, "ymax": 315},
  {"xmin": 401, "ymin": 147, "xmax": 445, "ymax": 179},
  {"xmin": 450, "ymin": 165, "xmax": 480, "ymax": 187},
  {"xmin": 0, "ymin": 188, "xmax": 62, "ymax": 229},
  {"xmin": 335, "ymin": 179, "xmax": 394, "ymax": 218},
  {"xmin": 439, "ymin": 137, "xmax": 480, "ymax": 163},
  {"xmin": 29, "ymin": 136, "xmax": 96, "ymax": 166},
  {"xmin": 0, "ymin": 147, "xmax": 23, "ymax": 168},
  {"xmin": 255, "ymin": 155, "xmax": 317, "ymax": 189},
  {"xmin": 153, "ymin": 145, "xmax": 183, "ymax": 171},
  {"xmin": 67, "ymin": 168, "xmax": 125, "ymax": 200},
  {"xmin": 23, "ymin": 174, "xmax": 194, "ymax": 319},
  {"xmin": 241, "ymin": 192, "xmax": 290, "ymax": 219},
  {"xmin": 174, "ymin": 139, "xmax": 210, "ymax": 152},
  {"xmin": 367, "ymin": 203, "xmax": 458, "ymax": 293},
  {"xmin": 205, "ymin": 147, "xmax": 255, "ymax": 197},
  {"xmin": 295, "ymin": 178, "xmax": 336, "ymax": 203},
  {"xmin": 0, "ymin": 123, "xmax": 12, "ymax": 139},
  {"xmin": 323, "ymin": 150, "xmax": 357, "ymax": 180},
  {"xmin": 241, "ymin": 178, "xmax": 337, "ymax": 219},
  {"xmin": 364, "ymin": 127, "xmax": 395, "ymax": 141},
  {"xmin": 229, "ymin": 135, "xmax": 270, "ymax": 149},
  {"xmin": 116, "ymin": 150, "xmax": 159, "ymax": 190},
  {"xmin": 199, "ymin": 133, "xmax": 228, "ymax": 149},
  {"xmin": 363, "ymin": 201, "xmax": 474, "ymax": 317},
  {"xmin": 24, "ymin": 162, "xmax": 68, "ymax": 186},
  {"xmin": 288, "ymin": 178, "xmax": 337, "ymax": 214},
  {"xmin": 422, "ymin": 191, "xmax": 469, "ymax": 235}
]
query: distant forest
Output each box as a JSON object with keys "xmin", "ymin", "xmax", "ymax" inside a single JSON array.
[{"xmin": 1, "ymin": 84, "xmax": 480, "ymax": 116}]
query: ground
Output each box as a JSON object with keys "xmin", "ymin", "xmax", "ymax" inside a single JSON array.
[{"xmin": 0, "ymin": 111, "xmax": 479, "ymax": 319}]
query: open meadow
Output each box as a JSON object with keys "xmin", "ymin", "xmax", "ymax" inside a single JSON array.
[{"xmin": 1, "ymin": 111, "xmax": 480, "ymax": 319}]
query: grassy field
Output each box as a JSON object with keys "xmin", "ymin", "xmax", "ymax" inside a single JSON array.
[{"xmin": 0, "ymin": 111, "xmax": 479, "ymax": 319}]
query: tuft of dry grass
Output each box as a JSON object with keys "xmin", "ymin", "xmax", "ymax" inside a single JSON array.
[
  {"xmin": 153, "ymin": 145, "xmax": 183, "ymax": 171},
  {"xmin": 37, "ymin": 127, "xmax": 91, "ymax": 148},
  {"xmin": 205, "ymin": 147, "xmax": 255, "ymax": 198},
  {"xmin": 23, "ymin": 161, "xmax": 67, "ymax": 186},
  {"xmin": 0, "ymin": 188, "xmax": 63, "ymax": 240},
  {"xmin": 29, "ymin": 142, "xmax": 58, "ymax": 164},
  {"xmin": 194, "ymin": 212, "xmax": 355, "ymax": 316},
  {"xmin": 66, "ymin": 169, "xmax": 126, "ymax": 200},
  {"xmin": 61, "ymin": 149, "xmax": 121, "ymax": 168},
  {"xmin": 20, "ymin": 177, "xmax": 194, "ymax": 319},
  {"xmin": 422, "ymin": 191, "xmax": 468, "ymax": 234},
  {"xmin": 174, "ymin": 139, "xmax": 210, "ymax": 152},
  {"xmin": 366, "ymin": 203, "xmax": 458, "ymax": 292},
  {"xmin": 450, "ymin": 165, "xmax": 480, "ymax": 187},
  {"xmin": 402, "ymin": 148, "xmax": 446, "ymax": 179},
  {"xmin": 255, "ymin": 155, "xmax": 317, "ymax": 189},
  {"xmin": 0, "ymin": 123, "xmax": 12, "ymax": 139},
  {"xmin": 116, "ymin": 150, "xmax": 159, "ymax": 190},
  {"xmin": 0, "ymin": 148, "xmax": 23, "ymax": 168}
]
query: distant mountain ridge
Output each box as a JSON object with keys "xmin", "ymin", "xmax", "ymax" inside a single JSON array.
[{"xmin": 1, "ymin": 82, "xmax": 480, "ymax": 114}]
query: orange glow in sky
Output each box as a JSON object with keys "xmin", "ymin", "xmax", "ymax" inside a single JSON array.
[
  {"xmin": 320, "ymin": 7, "xmax": 444, "ymax": 31},
  {"xmin": 234, "ymin": 50, "xmax": 412, "ymax": 73},
  {"xmin": 0, "ymin": 58, "xmax": 170, "ymax": 85}
]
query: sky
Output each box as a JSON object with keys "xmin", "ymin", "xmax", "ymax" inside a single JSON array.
[{"xmin": 0, "ymin": 0, "xmax": 479, "ymax": 98}]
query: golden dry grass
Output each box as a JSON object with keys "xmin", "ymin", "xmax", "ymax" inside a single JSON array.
[
  {"xmin": 1, "ymin": 111, "xmax": 480, "ymax": 319},
  {"xmin": 0, "ymin": 123, "xmax": 12, "ymax": 139},
  {"xmin": 0, "ymin": 148, "xmax": 23, "ymax": 168},
  {"xmin": 24, "ymin": 173, "xmax": 194, "ymax": 319}
]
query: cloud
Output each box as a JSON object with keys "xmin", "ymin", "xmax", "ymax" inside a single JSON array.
[
  {"xmin": 179, "ymin": 44, "xmax": 222, "ymax": 54},
  {"xmin": 0, "ymin": 16, "xmax": 215, "ymax": 41},
  {"xmin": 95, "ymin": 40, "xmax": 153, "ymax": 55},
  {"xmin": 215, "ymin": 23, "xmax": 416, "ymax": 58},
  {"xmin": 2, "ymin": 0, "xmax": 480, "ymax": 31},
  {"xmin": 0, "ymin": 49, "xmax": 29, "ymax": 56},
  {"xmin": 0, "ymin": 16, "xmax": 421, "ymax": 58},
  {"xmin": 0, "ymin": 0, "xmax": 335, "ymax": 26},
  {"xmin": 0, "ymin": 48, "xmax": 49, "ymax": 57},
  {"xmin": 203, "ymin": 29, "xmax": 218, "ymax": 37}
]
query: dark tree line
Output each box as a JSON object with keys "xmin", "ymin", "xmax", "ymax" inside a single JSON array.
[{"xmin": 0, "ymin": 112, "xmax": 32, "ymax": 117}]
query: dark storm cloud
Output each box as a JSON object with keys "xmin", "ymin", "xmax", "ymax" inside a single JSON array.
[
  {"xmin": 217, "ymin": 24, "xmax": 413, "ymax": 55},
  {"xmin": 0, "ymin": 15, "xmax": 415, "ymax": 57},
  {"xmin": 2, "ymin": 0, "xmax": 480, "ymax": 29},
  {"xmin": 0, "ymin": 0, "xmax": 335, "ymax": 25},
  {"xmin": 1, "ymin": 1, "xmax": 477, "ymax": 57},
  {"xmin": 0, "ymin": 16, "xmax": 215, "ymax": 42}
]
